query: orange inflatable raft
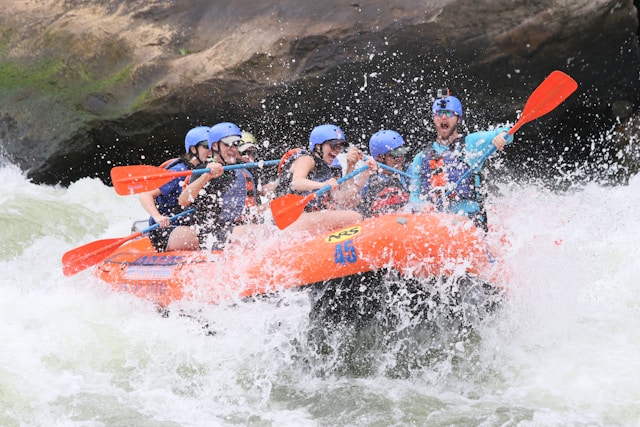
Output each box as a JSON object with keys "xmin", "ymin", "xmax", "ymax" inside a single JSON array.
[{"xmin": 93, "ymin": 211, "xmax": 505, "ymax": 308}]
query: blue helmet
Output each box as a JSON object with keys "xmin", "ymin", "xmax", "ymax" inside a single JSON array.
[
  {"xmin": 309, "ymin": 124, "xmax": 346, "ymax": 151},
  {"xmin": 184, "ymin": 126, "xmax": 210, "ymax": 153},
  {"xmin": 369, "ymin": 130, "xmax": 406, "ymax": 159},
  {"xmin": 432, "ymin": 95, "xmax": 463, "ymax": 119},
  {"xmin": 208, "ymin": 122, "xmax": 242, "ymax": 149}
]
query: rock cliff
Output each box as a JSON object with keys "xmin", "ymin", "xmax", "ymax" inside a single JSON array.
[{"xmin": 0, "ymin": 0, "xmax": 638, "ymax": 186}]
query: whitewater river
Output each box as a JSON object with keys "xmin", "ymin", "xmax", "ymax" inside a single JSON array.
[{"xmin": 1, "ymin": 156, "xmax": 639, "ymax": 427}]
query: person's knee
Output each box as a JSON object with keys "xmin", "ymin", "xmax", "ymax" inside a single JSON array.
[
  {"xmin": 342, "ymin": 210, "xmax": 363, "ymax": 223},
  {"xmin": 166, "ymin": 226, "xmax": 199, "ymax": 251}
]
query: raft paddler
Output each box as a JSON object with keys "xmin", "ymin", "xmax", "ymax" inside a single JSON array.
[
  {"xmin": 272, "ymin": 124, "xmax": 377, "ymax": 234},
  {"xmin": 178, "ymin": 121, "xmax": 259, "ymax": 250},
  {"xmin": 359, "ymin": 129, "xmax": 410, "ymax": 217},
  {"xmin": 408, "ymin": 89, "xmax": 512, "ymax": 231},
  {"xmin": 139, "ymin": 126, "xmax": 210, "ymax": 252}
]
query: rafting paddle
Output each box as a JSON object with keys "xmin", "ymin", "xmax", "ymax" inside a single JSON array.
[
  {"xmin": 111, "ymin": 159, "xmax": 279, "ymax": 196},
  {"xmin": 507, "ymin": 70, "xmax": 578, "ymax": 135},
  {"xmin": 363, "ymin": 156, "xmax": 412, "ymax": 179},
  {"xmin": 441, "ymin": 70, "xmax": 578, "ymax": 198},
  {"xmin": 62, "ymin": 209, "xmax": 195, "ymax": 276},
  {"xmin": 375, "ymin": 161, "xmax": 411, "ymax": 178},
  {"xmin": 270, "ymin": 164, "xmax": 370, "ymax": 230}
]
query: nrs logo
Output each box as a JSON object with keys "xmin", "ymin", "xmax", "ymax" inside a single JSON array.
[{"xmin": 325, "ymin": 226, "xmax": 362, "ymax": 243}]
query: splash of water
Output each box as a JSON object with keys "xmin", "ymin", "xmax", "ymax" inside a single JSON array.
[{"xmin": 1, "ymin": 161, "xmax": 639, "ymax": 425}]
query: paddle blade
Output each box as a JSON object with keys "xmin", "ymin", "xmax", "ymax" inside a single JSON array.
[
  {"xmin": 62, "ymin": 232, "xmax": 141, "ymax": 276},
  {"xmin": 270, "ymin": 193, "xmax": 316, "ymax": 230},
  {"xmin": 509, "ymin": 70, "xmax": 578, "ymax": 135},
  {"xmin": 111, "ymin": 165, "xmax": 190, "ymax": 195}
]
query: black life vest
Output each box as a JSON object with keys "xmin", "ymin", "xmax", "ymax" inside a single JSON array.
[{"xmin": 275, "ymin": 148, "xmax": 341, "ymax": 212}]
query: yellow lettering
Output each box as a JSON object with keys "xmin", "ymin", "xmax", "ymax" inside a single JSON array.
[{"xmin": 325, "ymin": 226, "xmax": 362, "ymax": 243}]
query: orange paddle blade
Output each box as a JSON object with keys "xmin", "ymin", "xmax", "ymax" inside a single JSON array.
[
  {"xmin": 62, "ymin": 232, "xmax": 142, "ymax": 276},
  {"xmin": 270, "ymin": 193, "xmax": 316, "ymax": 230},
  {"xmin": 509, "ymin": 70, "xmax": 578, "ymax": 135},
  {"xmin": 111, "ymin": 165, "xmax": 192, "ymax": 195}
]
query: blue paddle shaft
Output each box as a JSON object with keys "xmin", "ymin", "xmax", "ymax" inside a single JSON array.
[
  {"xmin": 141, "ymin": 208, "xmax": 195, "ymax": 234},
  {"xmin": 192, "ymin": 159, "xmax": 279, "ymax": 175},
  {"xmin": 314, "ymin": 164, "xmax": 370, "ymax": 197},
  {"xmin": 362, "ymin": 155, "xmax": 411, "ymax": 178},
  {"xmin": 375, "ymin": 161, "xmax": 411, "ymax": 178}
]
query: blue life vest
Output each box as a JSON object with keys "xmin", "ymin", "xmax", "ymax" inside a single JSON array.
[
  {"xmin": 219, "ymin": 169, "xmax": 257, "ymax": 224},
  {"xmin": 149, "ymin": 158, "xmax": 195, "ymax": 226},
  {"xmin": 419, "ymin": 137, "xmax": 478, "ymax": 204},
  {"xmin": 418, "ymin": 137, "xmax": 487, "ymax": 231}
]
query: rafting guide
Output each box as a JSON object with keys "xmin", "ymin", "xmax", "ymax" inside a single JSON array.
[{"xmin": 408, "ymin": 89, "xmax": 512, "ymax": 232}]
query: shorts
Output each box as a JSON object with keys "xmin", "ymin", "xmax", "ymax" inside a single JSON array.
[
  {"xmin": 196, "ymin": 224, "xmax": 232, "ymax": 251},
  {"xmin": 148, "ymin": 225, "xmax": 177, "ymax": 252},
  {"xmin": 147, "ymin": 211, "xmax": 196, "ymax": 252}
]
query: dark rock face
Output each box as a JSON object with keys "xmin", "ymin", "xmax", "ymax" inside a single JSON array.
[{"xmin": 0, "ymin": 0, "xmax": 639, "ymax": 187}]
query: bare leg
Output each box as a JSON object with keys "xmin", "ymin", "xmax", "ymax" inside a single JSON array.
[
  {"xmin": 227, "ymin": 223, "xmax": 279, "ymax": 249},
  {"xmin": 166, "ymin": 226, "xmax": 200, "ymax": 251},
  {"xmin": 284, "ymin": 210, "xmax": 362, "ymax": 235},
  {"xmin": 227, "ymin": 209, "xmax": 362, "ymax": 247}
]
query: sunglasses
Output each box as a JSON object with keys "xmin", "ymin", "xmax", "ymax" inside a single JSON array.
[
  {"xmin": 241, "ymin": 150, "xmax": 257, "ymax": 156},
  {"xmin": 328, "ymin": 140, "xmax": 348, "ymax": 151},
  {"xmin": 433, "ymin": 110, "xmax": 457, "ymax": 118},
  {"xmin": 220, "ymin": 139, "xmax": 241, "ymax": 147},
  {"xmin": 197, "ymin": 141, "xmax": 209, "ymax": 148},
  {"xmin": 386, "ymin": 149, "xmax": 406, "ymax": 159}
]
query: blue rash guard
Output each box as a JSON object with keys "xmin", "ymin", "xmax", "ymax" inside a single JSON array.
[
  {"xmin": 149, "ymin": 159, "xmax": 194, "ymax": 226},
  {"xmin": 408, "ymin": 128, "xmax": 512, "ymax": 228}
]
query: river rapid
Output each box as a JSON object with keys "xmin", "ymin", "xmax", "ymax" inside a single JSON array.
[{"xmin": 1, "ymin": 156, "xmax": 639, "ymax": 427}]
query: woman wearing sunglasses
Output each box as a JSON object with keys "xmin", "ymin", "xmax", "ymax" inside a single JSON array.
[
  {"xmin": 178, "ymin": 121, "xmax": 259, "ymax": 249},
  {"xmin": 407, "ymin": 93, "xmax": 512, "ymax": 231},
  {"xmin": 273, "ymin": 123, "xmax": 377, "ymax": 235}
]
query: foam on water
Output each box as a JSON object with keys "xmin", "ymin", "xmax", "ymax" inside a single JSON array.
[{"xmin": 1, "ymin": 161, "xmax": 639, "ymax": 426}]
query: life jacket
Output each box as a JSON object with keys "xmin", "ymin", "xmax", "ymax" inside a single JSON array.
[
  {"xmin": 217, "ymin": 169, "xmax": 258, "ymax": 225},
  {"xmin": 360, "ymin": 173, "xmax": 409, "ymax": 217},
  {"xmin": 419, "ymin": 137, "xmax": 478, "ymax": 205},
  {"xmin": 217, "ymin": 168, "xmax": 258, "ymax": 225},
  {"xmin": 149, "ymin": 157, "xmax": 195, "ymax": 226},
  {"xmin": 419, "ymin": 137, "xmax": 488, "ymax": 231},
  {"xmin": 158, "ymin": 158, "xmax": 192, "ymax": 182},
  {"xmin": 277, "ymin": 148, "xmax": 304, "ymax": 177},
  {"xmin": 275, "ymin": 148, "xmax": 340, "ymax": 212},
  {"xmin": 189, "ymin": 168, "xmax": 236, "ymax": 249}
]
